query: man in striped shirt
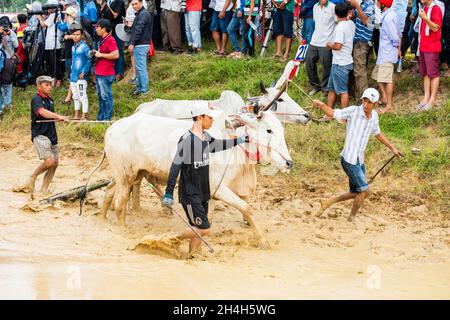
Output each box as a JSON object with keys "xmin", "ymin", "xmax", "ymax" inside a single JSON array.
[
  {"xmin": 350, "ymin": 0, "xmax": 375, "ymax": 98},
  {"xmin": 313, "ymin": 88, "xmax": 403, "ymax": 222}
]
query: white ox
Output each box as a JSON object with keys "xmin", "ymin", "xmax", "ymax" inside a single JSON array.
[
  {"xmin": 136, "ymin": 82, "xmax": 310, "ymax": 125},
  {"xmin": 99, "ymin": 110, "xmax": 293, "ymax": 245}
]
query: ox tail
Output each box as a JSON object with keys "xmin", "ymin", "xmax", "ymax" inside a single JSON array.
[{"xmin": 79, "ymin": 151, "xmax": 107, "ymax": 216}]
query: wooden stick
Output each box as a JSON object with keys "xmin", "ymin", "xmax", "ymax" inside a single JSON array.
[{"xmin": 35, "ymin": 119, "xmax": 114, "ymax": 124}]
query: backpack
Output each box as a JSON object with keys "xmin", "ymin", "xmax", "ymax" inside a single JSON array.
[{"xmin": 0, "ymin": 49, "xmax": 18, "ymax": 85}]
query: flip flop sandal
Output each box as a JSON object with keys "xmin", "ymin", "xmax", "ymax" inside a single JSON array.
[{"xmin": 415, "ymin": 103, "xmax": 425, "ymax": 111}]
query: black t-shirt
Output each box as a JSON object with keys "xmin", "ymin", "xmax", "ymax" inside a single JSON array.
[
  {"xmin": 166, "ymin": 131, "xmax": 239, "ymax": 204},
  {"xmin": 110, "ymin": 0, "xmax": 126, "ymax": 25},
  {"xmin": 31, "ymin": 93, "xmax": 58, "ymax": 145}
]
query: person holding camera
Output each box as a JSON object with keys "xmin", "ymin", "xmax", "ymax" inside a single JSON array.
[
  {"xmin": 93, "ymin": 19, "xmax": 119, "ymax": 121},
  {"xmin": 0, "ymin": 18, "xmax": 18, "ymax": 115},
  {"xmin": 37, "ymin": 0, "xmax": 64, "ymax": 87}
]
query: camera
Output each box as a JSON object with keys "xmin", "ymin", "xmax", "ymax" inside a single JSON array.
[{"xmin": 27, "ymin": 3, "xmax": 63, "ymax": 16}]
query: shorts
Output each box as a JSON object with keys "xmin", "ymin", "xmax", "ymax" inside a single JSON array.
[
  {"xmin": 327, "ymin": 63, "xmax": 353, "ymax": 95},
  {"xmin": 340, "ymin": 157, "xmax": 368, "ymax": 193},
  {"xmin": 33, "ymin": 135, "xmax": 59, "ymax": 160},
  {"xmin": 210, "ymin": 10, "xmax": 233, "ymax": 33},
  {"xmin": 182, "ymin": 200, "xmax": 210, "ymax": 230},
  {"xmin": 419, "ymin": 51, "xmax": 440, "ymax": 79},
  {"xmin": 273, "ymin": 9, "xmax": 294, "ymax": 38},
  {"xmin": 371, "ymin": 63, "xmax": 394, "ymax": 83}
]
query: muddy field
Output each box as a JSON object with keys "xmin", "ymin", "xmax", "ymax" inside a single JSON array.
[{"xmin": 0, "ymin": 135, "xmax": 449, "ymax": 299}]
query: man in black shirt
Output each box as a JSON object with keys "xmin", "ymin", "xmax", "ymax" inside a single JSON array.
[
  {"xmin": 109, "ymin": 0, "xmax": 127, "ymax": 79},
  {"xmin": 162, "ymin": 103, "xmax": 248, "ymax": 254},
  {"xmin": 26, "ymin": 76, "xmax": 68, "ymax": 193}
]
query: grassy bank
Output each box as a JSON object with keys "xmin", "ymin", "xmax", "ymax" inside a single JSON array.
[{"xmin": 1, "ymin": 48, "xmax": 449, "ymax": 211}]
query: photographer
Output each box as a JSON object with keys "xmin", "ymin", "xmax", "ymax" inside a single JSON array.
[
  {"xmin": 37, "ymin": 0, "xmax": 64, "ymax": 87},
  {"xmin": 0, "ymin": 18, "xmax": 18, "ymax": 113}
]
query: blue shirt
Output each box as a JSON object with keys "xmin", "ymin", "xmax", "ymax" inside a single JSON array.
[
  {"xmin": 376, "ymin": 9, "xmax": 401, "ymax": 65},
  {"xmin": 70, "ymin": 40, "xmax": 92, "ymax": 83},
  {"xmin": 81, "ymin": 1, "xmax": 98, "ymax": 23},
  {"xmin": 354, "ymin": 0, "xmax": 375, "ymax": 43},
  {"xmin": 0, "ymin": 49, "xmax": 5, "ymax": 74}
]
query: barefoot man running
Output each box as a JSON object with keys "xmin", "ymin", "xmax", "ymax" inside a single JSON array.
[
  {"xmin": 25, "ymin": 76, "xmax": 68, "ymax": 193},
  {"xmin": 313, "ymin": 88, "xmax": 403, "ymax": 222}
]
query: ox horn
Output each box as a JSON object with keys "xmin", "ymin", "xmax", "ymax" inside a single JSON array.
[
  {"xmin": 259, "ymin": 80, "xmax": 268, "ymax": 94},
  {"xmin": 259, "ymin": 80, "xmax": 288, "ymax": 113}
]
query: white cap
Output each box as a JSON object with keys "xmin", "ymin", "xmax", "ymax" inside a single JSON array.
[
  {"xmin": 62, "ymin": 6, "xmax": 78, "ymax": 17},
  {"xmin": 190, "ymin": 102, "xmax": 222, "ymax": 118},
  {"xmin": 46, "ymin": 0, "xmax": 59, "ymax": 5},
  {"xmin": 361, "ymin": 88, "xmax": 380, "ymax": 103},
  {"xmin": 26, "ymin": 1, "xmax": 42, "ymax": 11}
]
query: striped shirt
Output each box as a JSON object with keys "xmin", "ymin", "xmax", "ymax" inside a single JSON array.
[
  {"xmin": 354, "ymin": 0, "xmax": 375, "ymax": 43},
  {"xmin": 334, "ymin": 105, "xmax": 381, "ymax": 165}
]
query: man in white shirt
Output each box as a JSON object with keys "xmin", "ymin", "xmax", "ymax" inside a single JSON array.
[
  {"xmin": 325, "ymin": 1, "xmax": 355, "ymax": 109},
  {"xmin": 37, "ymin": 0, "xmax": 64, "ymax": 86},
  {"xmin": 313, "ymin": 88, "xmax": 403, "ymax": 222},
  {"xmin": 305, "ymin": 0, "xmax": 336, "ymax": 96}
]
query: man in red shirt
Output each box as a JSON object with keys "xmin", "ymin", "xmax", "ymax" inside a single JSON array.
[
  {"xmin": 416, "ymin": 0, "xmax": 443, "ymax": 112},
  {"xmin": 93, "ymin": 19, "xmax": 119, "ymax": 121}
]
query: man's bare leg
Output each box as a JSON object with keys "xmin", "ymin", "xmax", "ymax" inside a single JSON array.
[
  {"xmin": 219, "ymin": 33, "xmax": 228, "ymax": 54},
  {"xmin": 341, "ymin": 92, "xmax": 350, "ymax": 108},
  {"xmin": 275, "ymin": 35, "xmax": 283, "ymax": 56},
  {"xmin": 282, "ymin": 37, "xmax": 292, "ymax": 60},
  {"xmin": 327, "ymin": 90, "xmax": 337, "ymax": 109},
  {"xmin": 421, "ymin": 76, "xmax": 431, "ymax": 105},
  {"xmin": 40, "ymin": 159, "xmax": 58, "ymax": 193},
  {"xmin": 212, "ymin": 31, "xmax": 221, "ymax": 51},
  {"xmin": 348, "ymin": 190, "xmax": 369, "ymax": 221},
  {"xmin": 26, "ymin": 162, "xmax": 50, "ymax": 193},
  {"xmin": 316, "ymin": 192, "xmax": 357, "ymax": 217},
  {"xmin": 428, "ymin": 76, "xmax": 439, "ymax": 106},
  {"xmin": 385, "ymin": 83, "xmax": 394, "ymax": 111},
  {"xmin": 176, "ymin": 227, "xmax": 210, "ymax": 253}
]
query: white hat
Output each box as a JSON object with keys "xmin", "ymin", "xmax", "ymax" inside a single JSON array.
[
  {"xmin": 115, "ymin": 23, "xmax": 131, "ymax": 42},
  {"xmin": 26, "ymin": 1, "xmax": 42, "ymax": 11},
  {"xmin": 361, "ymin": 88, "xmax": 380, "ymax": 103},
  {"xmin": 190, "ymin": 102, "xmax": 222, "ymax": 118},
  {"xmin": 62, "ymin": 6, "xmax": 78, "ymax": 17},
  {"xmin": 46, "ymin": 0, "xmax": 59, "ymax": 5}
]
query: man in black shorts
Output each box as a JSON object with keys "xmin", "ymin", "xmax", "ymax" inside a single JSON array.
[
  {"xmin": 162, "ymin": 102, "xmax": 248, "ymax": 254},
  {"xmin": 25, "ymin": 76, "xmax": 68, "ymax": 193}
]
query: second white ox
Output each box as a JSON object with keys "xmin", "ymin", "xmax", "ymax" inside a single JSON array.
[
  {"xmin": 100, "ymin": 110, "xmax": 293, "ymax": 245},
  {"xmin": 136, "ymin": 86, "xmax": 310, "ymax": 125}
]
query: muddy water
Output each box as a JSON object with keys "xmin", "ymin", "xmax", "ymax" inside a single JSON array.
[{"xmin": 1, "ymin": 148, "xmax": 449, "ymax": 299}]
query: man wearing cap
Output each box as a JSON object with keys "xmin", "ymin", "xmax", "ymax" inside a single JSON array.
[
  {"xmin": 25, "ymin": 76, "xmax": 68, "ymax": 193},
  {"xmin": 93, "ymin": 19, "xmax": 119, "ymax": 121},
  {"xmin": 313, "ymin": 88, "xmax": 403, "ymax": 222},
  {"xmin": 161, "ymin": 103, "xmax": 248, "ymax": 254}
]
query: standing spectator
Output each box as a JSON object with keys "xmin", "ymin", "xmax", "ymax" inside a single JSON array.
[
  {"xmin": 325, "ymin": 2, "xmax": 355, "ymax": 109},
  {"xmin": 58, "ymin": 5, "xmax": 80, "ymax": 104},
  {"xmin": 273, "ymin": 0, "xmax": 297, "ymax": 61},
  {"xmin": 299, "ymin": 0, "xmax": 318, "ymax": 44},
  {"xmin": 93, "ymin": 19, "xmax": 119, "ymax": 121},
  {"xmin": 416, "ymin": 0, "xmax": 443, "ymax": 111},
  {"xmin": 69, "ymin": 24, "xmax": 91, "ymax": 120},
  {"xmin": 81, "ymin": 0, "xmax": 98, "ymax": 24},
  {"xmin": 37, "ymin": 0, "xmax": 64, "ymax": 87},
  {"xmin": 16, "ymin": 14, "xmax": 29, "ymax": 78},
  {"xmin": 185, "ymin": 0, "xmax": 203, "ymax": 54},
  {"xmin": 242, "ymin": 0, "xmax": 260, "ymax": 57},
  {"xmin": 371, "ymin": 0, "xmax": 382, "ymax": 56},
  {"xmin": 227, "ymin": 0, "xmax": 247, "ymax": 58},
  {"xmin": 129, "ymin": 0, "xmax": 153, "ymax": 95},
  {"xmin": 211, "ymin": 0, "xmax": 233, "ymax": 56},
  {"xmin": 351, "ymin": 0, "xmax": 375, "ymax": 98},
  {"xmin": 371, "ymin": 0, "xmax": 400, "ymax": 113},
  {"xmin": 305, "ymin": 0, "xmax": 336, "ymax": 96},
  {"xmin": 109, "ymin": 0, "xmax": 127, "ymax": 80},
  {"xmin": 160, "ymin": 0, "xmax": 184, "ymax": 54},
  {"xmin": 441, "ymin": 0, "xmax": 450, "ymax": 74},
  {"xmin": 0, "ymin": 17, "xmax": 18, "ymax": 113}
]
